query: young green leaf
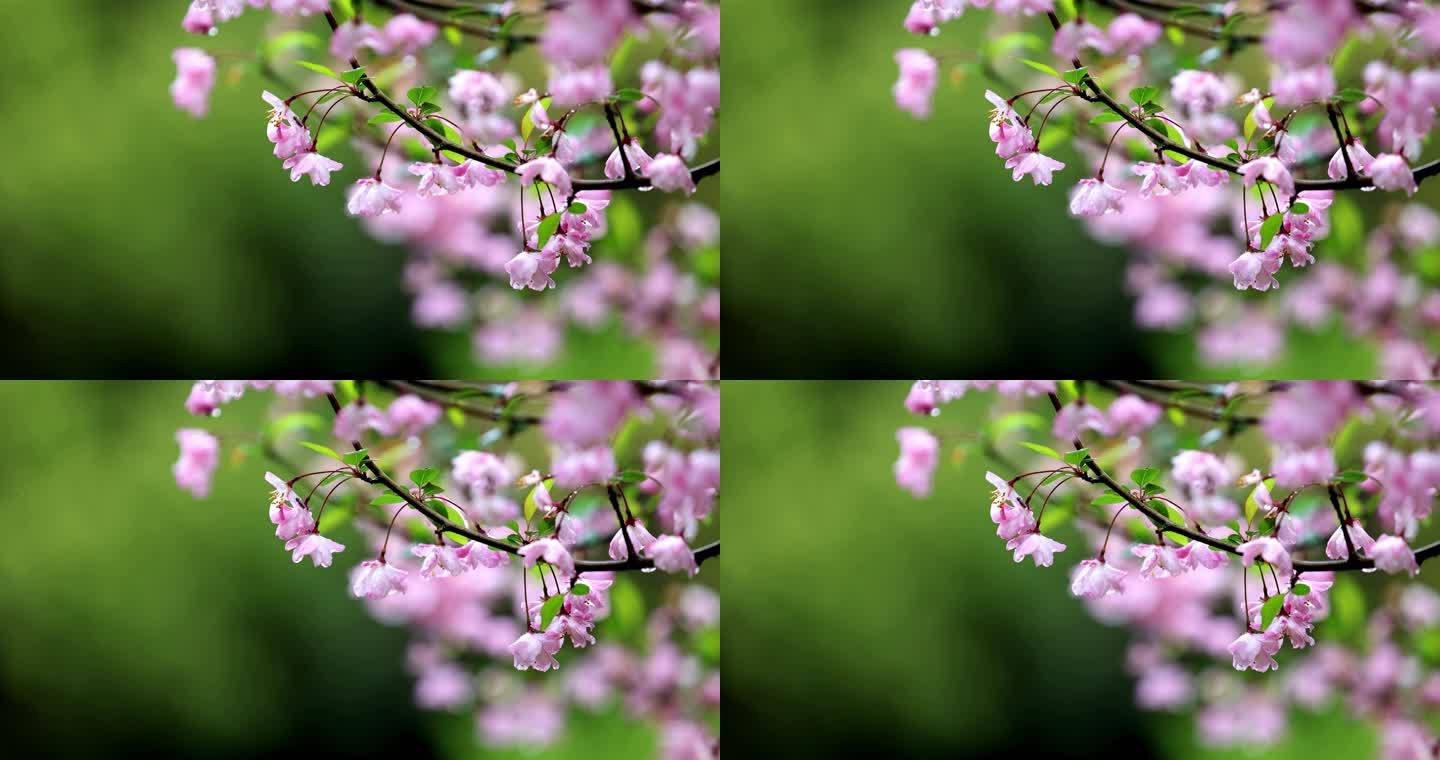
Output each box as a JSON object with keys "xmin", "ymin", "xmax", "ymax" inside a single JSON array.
[
  {"xmin": 295, "ymin": 60, "xmax": 339, "ymax": 79},
  {"xmin": 1020, "ymin": 59, "xmax": 1060, "ymax": 78},
  {"xmin": 408, "ymin": 85, "xmax": 438, "ymax": 107},
  {"xmin": 539, "ymin": 594, "xmax": 565, "ymax": 629},
  {"xmin": 1129, "ymin": 86, "xmax": 1159, "ymax": 106},
  {"xmin": 299, "ymin": 441, "xmax": 343, "ymax": 461},
  {"xmin": 1019, "ymin": 441, "xmax": 1063, "ymax": 460},
  {"xmin": 1062, "ymin": 448, "xmax": 1090, "ymax": 467},
  {"xmin": 368, "ymin": 111, "xmax": 405, "ymax": 125},
  {"xmin": 536, "ymin": 213, "xmax": 563, "ymax": 249},
  {"xmin": 410, "ymin": 467, "xmax": 438, "ymax": 487},
  {"xmin": 1260, "ymin": 594, "xmax": 1286, "ymax": 629},
  {"xmin": 612, "ymin": 88, "xmax": 646, "ymax": 102},
  {"xmin": 340, "ymin": 67, "xmax": 367, "ymax": 85},
  {"xmin": 615, "ymin": 470, "xmax": 648, "ymax": 484},
  {"xmin": 341, "ymin": 449, "xmax": 369, "ymax": 468},
  {"xmin": 570, "ymin": 583, "xmax": 590, "ymax": 596}
]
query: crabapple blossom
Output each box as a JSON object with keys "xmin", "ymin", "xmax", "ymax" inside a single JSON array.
[
  {"xmin": 892, "ymin": 2, "xmax": 1440, "ymax": 370},
  {"xmin": 173, "ymin": 380, "xmax": 718, "ymax": 751},
  {"xmin": 895, "ymin": 426, "xmax": 940, "ymax": 498},
  {"xmin": 168, "ymin": 2, "xmax": 719, "ymax": 377},
  {"xmin": 893, "ymin": 380, "xmax": 1440, "ymax": 752}
]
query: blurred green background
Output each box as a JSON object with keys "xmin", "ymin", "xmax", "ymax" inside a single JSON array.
[
  {"xmin": 0, "ymin": 382, "xmax": 709, "ymax": 757},
  {"xmin": 0, "ymin": 2, "xmax": 713, "ymax": 377},
  {"xmin": 722, "ymin": 0, "xmax": 1411, "ymax": 378},
  {"xmin": 723, "ymin": 381, "xmax": 1382, "ymax": 757}
]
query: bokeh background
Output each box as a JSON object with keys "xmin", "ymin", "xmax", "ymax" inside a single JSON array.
[
  {"xmin": 0, "ymin": 2, "xmax": 714, "ymax": 377},
  {"xmin": 723, "ymin": 381, "xmax": 1385, "ymax": 758},
  {"xmin": 723, "ymin": 0, "xmax": 1419, "ymax": 379},
  {"xmin": 0, "ymin": 381, "xmax": 714, "ymax": 757}
]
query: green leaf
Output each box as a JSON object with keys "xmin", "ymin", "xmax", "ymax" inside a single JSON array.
[
  {"xmin": 1335, "ymin": 470, "xmax": 1369, "ymax": 483},
  {"xmin": 1129, "ymin": 86, "xmax": 1158, "ymax": 106},
  {"xmin": 612, "ymin": 88, "xmax": 645, "ymax": 102},
  {"xmin": 1061, "ymin": 67, "xmax": 1088, "ymax": 85},
  {"xmin": 570, "ymin": 583, "xmax": 590, "ymax": 596},
  {"xmin": 368, "ymin": 111, "xmax": 405, "ymax": 125},
  {"xmin": 1259, "ymin": 213, "xmax": 1284, "ymax": 249},
  {"xmin": 1291, "ymin": 583, "xmax": 1311, "ymax": 596},
  {"xmin": 295, "ymin": 60, "xmax": 338, "ymax": 79},
  {"xmin": 341, "ymin": 449, "xmax": 369, "ymax": 468},
  {"xmin": 420, "ymin": 102, "xmax": 442, "ymax": 116},
  {"xmin": 615, "ymin": 470, "xmax": 648, "ymax": 484},
  {"xmin": 568, "ymin": 202, "xmax": 588, "ymax": 215},
  {"xmin": 410, "ymin": 467, "xmax": 439, "ymax": 487},
  {"xmin": 407, "ymin": 85, "xmax": 438, "ymax": 107},
  {"xmin": 539, "ymin": 593, "xmax": 565, "ymax": 629},
  {"xmin": 299, "ymin": 441, "xmax": 342, "ymax": 461},
  {"xmin": 1090, "ymin": 112, "xmax": 1126, "ymax": 125},
  {"xmin": 1289, "ymin": 201, "xmax": 1309, "ymax": 215},
  {"xmin": 1131, "ymin": 467, "xmax": 1159, "ymax": 488},
  {"xmin": 1260, "ymin": 594, "xmax": 1286, "ymax": 629},
  {"xmin": 522, "ymin": 478, "xmax": 554, "ymax": 523},
  {"xmin": 1093, "ymin": 493, "xmax": 1128, "ymax": 506},
  {"xmin": 1020, "ymin": 59, "xmax": 1060, "ymax": 78},
  {"xmin": 1062, "ymin": 448, "xmax": 1090, "ymax": 467},
  {"xmin": 1335, "ymin": 88, "xmax": 1367, "ymax": 103},
  {"xmin": 1020, "ymin": 441, "xmax": 1063, "ymax": 460},
  {"xmin": 340, "ymin": 67, "xmax": 366, "ymax": 85},
  {"xmin": 536, "ymin": 212, "xmax": 563, "ymax": 249},
  {"xmin": 372, "ymin": 493, "xmax": 406, "ymax": 506}
]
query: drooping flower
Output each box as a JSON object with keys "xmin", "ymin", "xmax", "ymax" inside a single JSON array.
[
  {"xmin": 1327, "ymin": 141, "xmax": 1375, "ymax": 179},
  {"xmin": 1325, "ymin": 520, "xmax": 1376, "ymax": 559},
  {"xmin": 516, "ymin": 157, "xmax": 573, "ymax": 198},
  {"xmin": 608, "ymin": 521, "xmax": 658, "ymax": 560},
  {"xmin": 346, "ymin": 178, "xmax": 404, "ymax": 217},
  {"xmin": 1228, "ymin": 630, "xmax": 1282, "ymax": 672},
  {"xmin": 645, "ymin": 153, "xmax": 696, "ymax": 195},
  {"xmin": 286, "ymin": 531, "xmax": 346, "ymax": 568},
  {"xmin": 1371, "ymin": 534, "xmax": 1420, "ymax": 576},
  {"xmin": 283, "ymin": 151, "xmax": 344, "ymax": 186},
  {"xmin": 1068, "ymin": 178, "xmax": 1126, "ymax": 217},
  {"xmin": 893, "ymin": 48, "xmax": 938, "ymax": 119},
  {"xmin": 1237, "ymin": 536, "xmax": 1293, "ymax": 577},
  {"xmin": 509, "ymin": 630, "xmax": 563, "ymax": 671},
  {"xmin": 1070, "ymin": 559, "xmax": 1127, "ymax": 599},
  {"xmin": 1237, "ymin": 157, "xmax": 1296, "ymax": 198},
  {"xmin": 518, "ymin": 537, "xmax": 576, "ymax": 577},
  {"xmin": 350, "ymin": 558, "xmax": 408, "ymax": 598},
  {"xmin": 894, "ymin": 427, "xmax": 939, "ymax": 498},
  {"xmin": 1368, "ymin": 153, "xmax": 1418, "ymax": 195},
  {"xmin": 1004, "ymin": 151, "xmax": 1066, "ymax": 186},
  {"xmin": 170, "ymin": 48, "xmax": 215, "ymax": 118},
  {"xmin": 173, "ymin": 428, "xmax": 219, "ymax": 498},
  {"xmin": 1007, "ymin": 530, "xmax": 1067, "ymax": 567},
  {"xmin": 1133, "ymin": 543, "xmax": 1188, "ymax": 579},
  {"xmin": 505, "ymin": 249, "xmax": 559, "ymax": 291},
  {"xmin": 604, "ymin": 140, "xmax": 654, "ymax": 179},
  {"xmin": 644, "ymin": 535, "xmax": 699, "ymax": 576},
  {"xmin": 411, "ymin": 542, "xmax": 469, "ymax": 579}
]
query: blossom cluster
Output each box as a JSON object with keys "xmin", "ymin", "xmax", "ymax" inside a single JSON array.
[
  {"xmin": 893, "ymin": 1, "xmax": 1439, "ymax": 373},
  {"xmin": 893, "ymin": 379, "xmax": 1440, "ymax": 756},
  {"xmin": 170, "ymin": 1, "xmax": 720, "ymax": 376},
  {"xmin": 173, "ymin": 379, "xmax": 719, "ymax": 756}
]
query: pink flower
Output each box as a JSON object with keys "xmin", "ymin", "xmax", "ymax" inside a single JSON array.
[
  {"xmin": 1005, "ymin": 151, "xmax": 1065, "ymax": 185},
  {"xmin": 1052, "ymin": 19, "xmax": 1111, "ymax": 60},
  {"xmin": 170, "ymin": 48, "xmax": 215, "ymax": 118},
  {"xmin": 282, "ymin": 151, "xmax": 343, "ymax": 186},
  {"xmin": 894, "ymin": 427, "xmax": 939, "ymax": 498},
  {"xmin": 286, "ymin": 531, "xmax": 345, "ymax": 568},
  {"xmin": 516, "ymin": 157, "xmax": 573, "ymax": 198},
  {"xmin": 1326, "ymin": 141, "xmax": 1374, "ymax": 179},
  {"xmin": 1228, "ymin": 250, "xmax": 1280, "ymax": 291},
  {"xmin": 333, "ymin": 400, "xmax": 393, "ymax": 440},
  {"xmin": 1107, "ymin": 13, "xmax": 1161, "ymax": 56},
  {"xmin": 987, "ymin": 471, "xmax": 1036, "ymax": 541},
  {"xmin": 518, "ymin": 537, "xmax": 575, "ymax": 577},
  {"xmin": 1270, "ymin": 64, "xmax": 1335, "ymax": 107},
  {"xmin": 1237, "ymin": 536, "xmax": 1293, "ymax": 577},
  {"xmin": 1007, "ymin": 530, "xmax": 1067, "ymax": 567},
  {"xmin": 1271, "ymin": 447, "xmax": 1336, "ymax": 488},
  {"xmin": 456, "ymin": 538, "xmax": 508, "ymax": 569},
  {"xmin": 644, "ymin": 535, "xmax": 699, "ymax": 576},
  {"xmin": 608, "ymin": 521, "xmax": 657, "ymax": 560},
  {"xmin": 449, "ymin": 69, "xmax": 510, "ymax": 113},
  {"xmin": 1053, "ymin": 400, "xmax": 1111, "ymax": 439},
  {"xmin": 452, "ymin": 450, "xmax": 512, "ymax": 493},
  {"xmin": 350, "ymin": 558, "xmax": 407, "ymax": 598},
  {"xmin": 1228, "ymin": 630, "xmax": 1282, "ymax": 672},
  {"xmin": 1177, "ymin": 156, "xmax": 1230, "ymax": 188},
  {"xmin": 985, "ymin": 90, "xmax": 1035, "ymax": 159},
  {"xmin": 509, "ymin": 631, "xmax": 563, "ymax": 671},
  {"xmin": 1133, "ymin": 543, "xmax": 1187, "ymax": 579},
  {"xmin": 1368, "ymin": 153, "xmax": 1418, "ymax": 195},
  {"xmin": 1068, "ymin": 178, "xmax": 1126, "ymax": 217},
  {"xmin": 181, "ymin": 2, "xmax": 215, "ymax": 34},
  {"xmin": 266, "ymin": 471, "xmax": 315, "ymax": 541},
  {"xmin": 645, "ymin": 153, "xmax": 696, "ymax": 195},
  {"xmin": 1070, "ymin": 559, "xmax": 1127, "ymax": 599},
  {"xmin": 380, "ymin": 13, "xmax": 437, "ymax": 56},
  {"xmin": 893, "ymin": 49, "xmax": 938, "ymax": 119},
  {"xmin": 408, "ymin": 161, "xmax": 468, "ymax": 197},
  {"xmin": 346, "ymin": 178, "xmax": 403, "ymax": 217},
  {"xmin": 1238, "ymin": 157, "xmax": 1295, "ymax": 198},
  {"xmin": 1171, "ymin": 450, "xmax": 1231, "ymax": 494},
  {"xmin": 505, "ymin": 249, "xmax": 559, "ymax": 291},
  {"xmin": 1176, "ymin": 540, "xmax": 1228, "ymax": 570},
  {"xmin": 262, "ymin": 91, "xmax": 311, "ymax": 160},
  {"xmin": 173, "ymin": 428, "xmax": 219, "ymax": 498},
  {"xmin": 411, "ymin": 543, "xmax": 468, "ymax": 579},
  {"xmin": 604, "ymin": 140, "xmax": 654, "ymax": 179},
  {"xmin": 1371, "ymin": 534, "xmax": 1420, "ymax": 576},
  {"xmin": 1325, "ymin": 520, "xmax": 1376, "ymax": 559},
  {"xmin": 330, "ymin": 18, "xmax": 384, "ymax": 59},
  {"xmin": 385, "ymin": 394, "xmax": 442, "ymax": 438},
  {"xmin": 1132, "ymin": 161, "xmax": 1187, "ymax": 198},
  {"xmin": 1106, "ymin": 394, "xmax": 1161, "ymax": 437}
]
